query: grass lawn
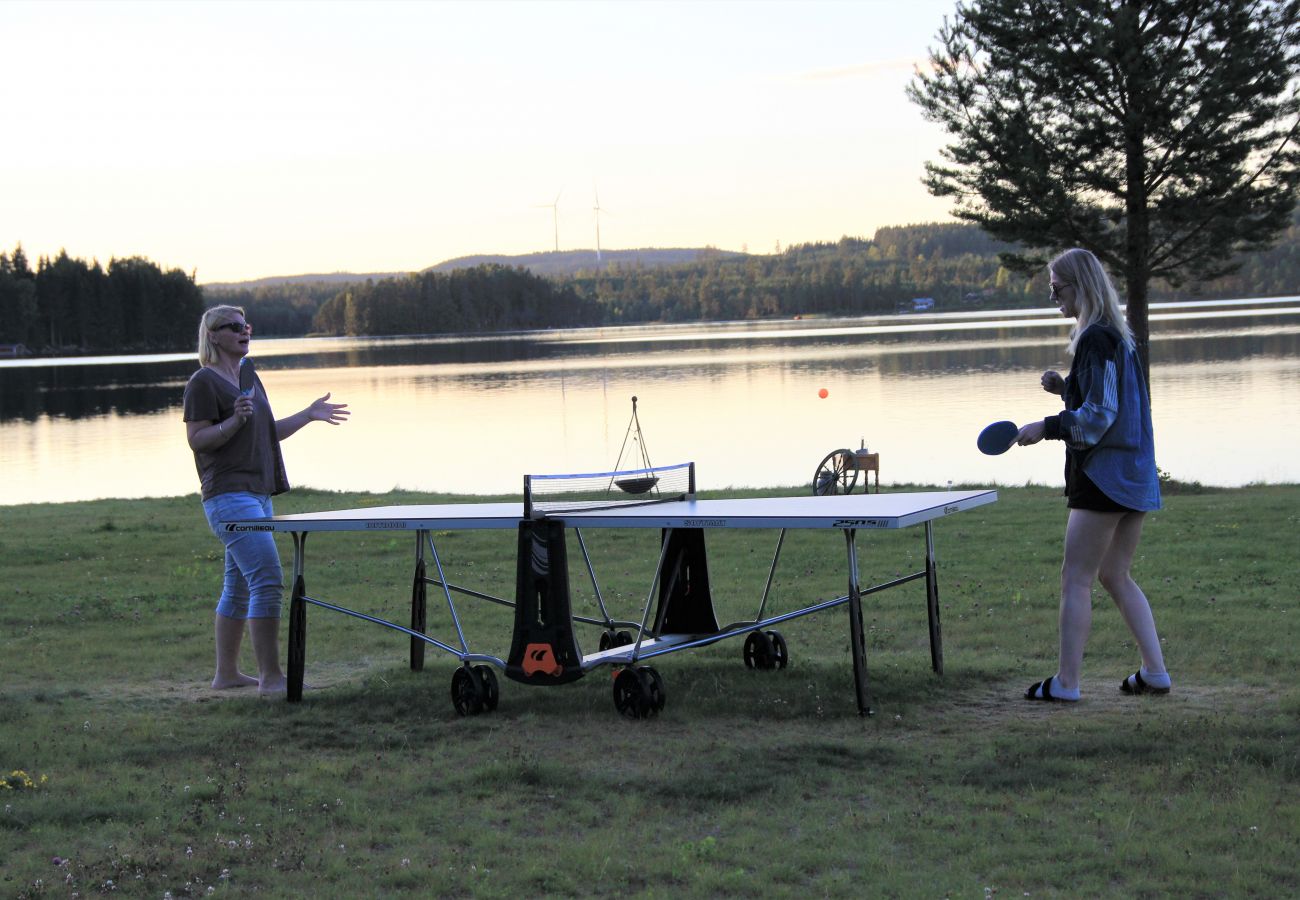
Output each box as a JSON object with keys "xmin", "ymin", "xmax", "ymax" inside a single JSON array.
[{"xmin": 2, "ymin": 483, "xmax": 1297, "ymax": 897}]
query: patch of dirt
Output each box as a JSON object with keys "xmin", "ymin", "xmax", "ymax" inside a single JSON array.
[
  {"xmin": 5, "ymin": 661, "xmax": 366, "ymax": 706},
  {"xmin": 921, "ymin": 675, "xmax": 1280, "ymax": 730}
]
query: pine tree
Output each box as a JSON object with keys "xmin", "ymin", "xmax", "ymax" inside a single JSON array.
[{"xmin": 908, "ymin": 0, "xmax": 1300, "ymax": 385}]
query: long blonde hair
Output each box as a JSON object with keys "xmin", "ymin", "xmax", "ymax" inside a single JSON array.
[
  {"xmin": 1050, "ymin": 248, "xmax": 1132, "ymax": 355},
  {"xmin": 197, "ymin": 305, "xmax": 246, "ymax": 367}
]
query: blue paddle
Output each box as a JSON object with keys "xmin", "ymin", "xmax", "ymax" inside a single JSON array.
[{"xmin": 977, "ymin": 420, "xmax": 1018, "ymax": 455}]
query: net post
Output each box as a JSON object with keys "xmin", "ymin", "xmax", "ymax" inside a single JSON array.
[
  {"xmin": 688, "ymin": 461, "xmax": 696, "ymax": 498},
  {"xmin": 523, "ymin": 475, "xmax": 532, "ymax": 520}
]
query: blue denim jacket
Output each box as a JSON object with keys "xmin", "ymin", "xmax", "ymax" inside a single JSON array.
[{"xmin": 1044, "ymin": 322, "xmax": 1162, "ymax": 511}]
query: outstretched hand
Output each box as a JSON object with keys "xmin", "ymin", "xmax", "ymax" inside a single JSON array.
[{"xmin": 308, "ymin": 393, "xmax": 350, "ymax": 425}]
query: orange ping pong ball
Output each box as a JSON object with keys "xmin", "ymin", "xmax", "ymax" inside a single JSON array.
[{"xmin": 818, "ymin": 388, "xmax": 829, "ymax": 399}]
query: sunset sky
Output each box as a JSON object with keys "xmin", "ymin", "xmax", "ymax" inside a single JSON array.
[{"xmin": 2, "ymin": 0, "xmax": 959, "ymax": 284}]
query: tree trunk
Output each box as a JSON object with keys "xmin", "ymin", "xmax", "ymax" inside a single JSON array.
[
  {"xmin": 1125, "ymin": 268, "xmax": 1151, "ymax": 392},
  {"xmin": 1122, "ymin": 3, "xmax": 1153, "ymax": 398},
  {"xmin": 1124, "ymin": 127, "xmax": 1153, "ymax": 394}
]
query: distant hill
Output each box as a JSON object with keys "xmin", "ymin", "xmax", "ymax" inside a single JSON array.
[
  {"xmin": 426, "ymin": 248, "xmax": 745, "ymax": 278},
  {"xmin": 202, "ymin": 272, "xmax": 407, "ymax": 291},
  {"xmin": 201, "ymin": 248, "xmax": 744, "ymax": 290}
]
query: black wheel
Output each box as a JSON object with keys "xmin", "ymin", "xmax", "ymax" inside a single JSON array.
[
  {"xmin": 813, "ymin": 449, "xmax": 859, "ymax": 496},
  {"xmin": 743, "ymin": 630, "xmax": 775, "ymax": 670},
  {"xmin": 451, "ymin": 666, "xmax": 484, "ymax": 716},
  {"xmin": 638, "ymin": 666, "xmax": 666, "ymax": 712},
  {"xmin": 614, "ymin": 630, "xmax": 634, "ymax": 647},
  {"xmin": 613, "ymin": 667, "xmax": 653, "ymax": 719},
  {"xmin": 473, "ymin": 665, "xmax": 499, "ymax": 712},
  {"xmin": 599, "ymin": 630, "xmax": 616, "ymax": 652},
  {"xmin": 766, "ymin": 630, "xmax": 789, "ymax": 670}
]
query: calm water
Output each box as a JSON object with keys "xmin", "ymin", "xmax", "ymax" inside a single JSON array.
[{"xmin": 2, "ymin": 297, "xmax": 1298, "ymax": 506}]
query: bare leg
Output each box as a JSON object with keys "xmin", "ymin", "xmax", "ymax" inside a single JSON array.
[
  {"xmin": 1098, "ymin": 511, "xmax": 1168, "ymax": 676},
  {"xmin": 248, "ymin": 617, "xmax": 287, "ymax": 695},
  {"xmin": 212, "ymin": 613, "xmax": 258, "ymax": 689},
  {"xmin": 1055, "ymin": 509, "xmax": 1125, "ymax": 692}
]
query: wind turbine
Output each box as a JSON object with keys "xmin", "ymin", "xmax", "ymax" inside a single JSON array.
[
  {"xmin": 534, "ymin": 190, "xmax": 562, "ymax": 252},
  {"xmin": 593, "ymin": 185, "xmax": 611, "ymax": 265}
]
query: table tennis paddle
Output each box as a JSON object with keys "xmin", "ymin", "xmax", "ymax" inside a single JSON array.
[
  {"xmin": 977, "ymin": 420, "xmax": 1018, "ymax": 455},
  {"xmin": 238, "ymin": 357, "xmax": 256, "ymax": 397}
]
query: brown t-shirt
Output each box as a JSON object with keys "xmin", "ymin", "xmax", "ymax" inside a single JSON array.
[{"xmin": 182, "ymin": 367, "xmax": 290, "ymax": 501}]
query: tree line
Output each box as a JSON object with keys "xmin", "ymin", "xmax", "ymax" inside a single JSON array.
[
  {"xmin": 296, "ymin": 225, "xmax": 1039, "ymax": 338},
  {"xmin": 301, "ymin": 216, "xmax": 1300, "ymax": 338},
  {"xmin": 556, "ymin": 225, "xmax": 1031, "ymax": 324},
  {"xmin": 4, "ymin": 211, "xmax": 1298, "ymax": 353},
  {"xmin": 0, "ymin": 246, "xmax": 203, "ymax": 353},
  {"xmin": 311, "ymin": 265, "xmax": 599, "ymax": 336}
]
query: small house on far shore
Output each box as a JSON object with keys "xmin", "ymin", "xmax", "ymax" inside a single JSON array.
[{"xmin": 895, "ymin": 297, "xmax": 936, "ymax": 313}]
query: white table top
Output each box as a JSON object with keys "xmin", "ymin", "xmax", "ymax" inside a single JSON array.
[{"xmin": 222, "ymin": 490, "xmax": 996, "ymax": 533}]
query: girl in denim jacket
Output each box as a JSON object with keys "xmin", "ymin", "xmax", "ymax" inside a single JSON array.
[{"xmin": 1015, "ymin": 249, "xmax": 1171, "ymax": 702}]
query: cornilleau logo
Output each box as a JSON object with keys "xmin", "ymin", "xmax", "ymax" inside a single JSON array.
[
  {"xmin": 366, "ymin": 521, "xmax": 407, "ymax": 529},
  {"xmin": 225, "ymin": 523, "xmax": 274, "ymax": 532}
]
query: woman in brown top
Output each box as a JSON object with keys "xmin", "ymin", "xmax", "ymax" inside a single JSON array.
[{"xmin": 183, "ymin": 305, "xmax": 349, "ymax": 694}]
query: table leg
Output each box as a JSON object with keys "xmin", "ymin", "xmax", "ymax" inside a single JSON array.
[
  {"xmin": 287, "ymin": 532, "xmax": 308, "ymax": 703},
  {"xmin": 845, "ymin": 529, "xmax": 873, "ymax": 716},
  {"xmin": 410, "ymin": 531, "xmax": 427, "ymax": 671},
  {"xmin": 924, "ymin": 520, "xmax": 943, "ymax": 675}
]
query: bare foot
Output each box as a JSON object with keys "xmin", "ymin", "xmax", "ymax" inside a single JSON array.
[
  {"xmin": 258, "ymin": 675, "xmax": 288, "ymax": 696},
  {"xmin": 257, "ymin": 677, "xmax": 316, "ymax": 697},
  {"xmin": 212, "ymin": 673, "xmax": 259, "ymax": 690}
]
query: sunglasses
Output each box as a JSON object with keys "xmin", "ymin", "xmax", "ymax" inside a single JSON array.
[
  {"xmin": 1049, "ymin": 282, "xmax": 1071, "ymax": 299},
  {"xmin": 213, "ymin": 321, "xmax": 252, "ymax": 333}
]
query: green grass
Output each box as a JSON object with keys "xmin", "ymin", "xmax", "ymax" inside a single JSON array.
[{"xmin": 2, "ymin": 484, "xmax": 1298, "ymax": 897}]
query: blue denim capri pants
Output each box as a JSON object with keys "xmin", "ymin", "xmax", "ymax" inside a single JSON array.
[{"xmin": 202, "ymin": 491, "xmax": 284, "ymax": 619}]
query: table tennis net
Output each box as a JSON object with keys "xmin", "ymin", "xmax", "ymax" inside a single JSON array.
[{"xmin": 524, "ymin": 461, "xmax": 695, "ymax": 518}]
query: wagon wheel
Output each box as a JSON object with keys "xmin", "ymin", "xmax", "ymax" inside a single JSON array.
[{"xmin": 813, "ymin": 449, "xmax": 859, "ymax": 496}]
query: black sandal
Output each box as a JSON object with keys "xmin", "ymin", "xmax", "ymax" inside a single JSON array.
[
  {"xmin": 1025, "ymin": 676, "xmax": 1061, "ymax": 702},
  {"xmin": 1120, "ymin": 670, "xmax": 1170, "ymax": 695}
]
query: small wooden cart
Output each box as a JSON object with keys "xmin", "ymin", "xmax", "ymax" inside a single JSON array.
[{"xmin": 813, "ymin": 444, "xmax": 879, "ymax": 495}]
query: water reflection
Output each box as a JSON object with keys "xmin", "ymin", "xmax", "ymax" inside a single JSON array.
[{"xmin": 2, "ymin": 300, "xmax": 1298, "ymax": 505}]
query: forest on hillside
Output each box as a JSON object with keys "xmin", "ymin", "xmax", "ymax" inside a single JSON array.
[
  {"xmin": 4, "ymin": 214, "xmax": 1298, "ymax": 352},
  {"xmin": 303, "ymin": 217, "xmax": 1300, "ymax": 336}
]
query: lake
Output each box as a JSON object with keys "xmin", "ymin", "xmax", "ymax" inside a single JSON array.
[{"xmin": 2, "ymin": 297, "xmax": 1298, "ymax": 506}]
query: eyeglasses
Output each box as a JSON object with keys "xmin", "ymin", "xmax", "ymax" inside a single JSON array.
[
  {"xmin": 1049, "ymin": 282, "xmax": 1071, "ymax": 300},
  {"xmin": 213, "ymin": 321, "xmax": 251, "ymax": 334}
]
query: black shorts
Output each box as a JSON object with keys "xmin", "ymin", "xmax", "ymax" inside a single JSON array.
[{"xmin": 1065, "ymin": 455, "xmax": 1133, "ymax": 513}]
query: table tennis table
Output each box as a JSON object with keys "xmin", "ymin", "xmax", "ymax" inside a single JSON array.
[{"xmin": 226, "ymin": 465, "xmax": 996, "ymax": 717}]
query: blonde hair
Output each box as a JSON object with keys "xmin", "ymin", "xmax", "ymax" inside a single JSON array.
[
  {"xmin": 1049, "ymin": 248, "xmax": 1132, "ymax": 355},
  {"xmin": 197, "ymin": 305, "xmax": 246, "ymax": 367}
]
